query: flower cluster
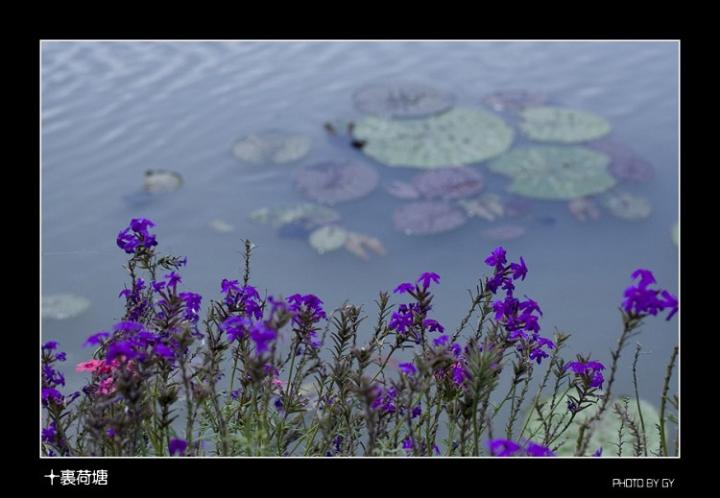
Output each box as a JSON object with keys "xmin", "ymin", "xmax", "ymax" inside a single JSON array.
[
  {"xmin": 42, "ymin": 341, "xmax": 71, "ymax": 407},
  {"xmin": 622, "ymin": 269, "xmax": 678, "ymax": 320},
  {"xmin": 116, "ymin": 217, "xmax": 158, "ymax": 254},
  {"xmin": 487, "ymin": 438, "xmax": 555, "ymax": 457},
  {"xmin": 484, "ymin": 247, "xmax": 555, "ymax": 364},
  {"xmin": 389, "ymin": 272, "xmax": 444, "ymax": 343},
  {"xmin": 220, "ymin": 279, "xmax": 263, "ymax": 319},
  {"xmin": 565, "ymin": 358, "xmax": 606, "ymax": 390}
]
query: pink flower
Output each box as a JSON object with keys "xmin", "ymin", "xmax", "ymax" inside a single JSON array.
[
  {"xmin": 97, "ymin": 377, "xmax": 115, "ymax": 396},
  {"xmin": 75, "ymin": 359, "xmax": 103, "ymax": 373}
]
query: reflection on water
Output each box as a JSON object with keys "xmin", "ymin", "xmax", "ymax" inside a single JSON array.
[{"xmin": 41, "ymin": 41, "xmax": 678, "ymax": 405}]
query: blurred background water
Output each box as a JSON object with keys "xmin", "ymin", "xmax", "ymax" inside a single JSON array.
[{"xmin": 41, "ymin": 41, "xmax": 678, "ymax": 408}]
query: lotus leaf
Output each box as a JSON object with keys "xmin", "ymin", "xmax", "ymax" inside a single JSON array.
[
  {"xmin": 489, "ymin": 146, "xmax": 615, "ymax": 200},
  {"xmin": 353, "ymin": 82, "xmax": 454, "ymax": 119},
  {"xmin": 352, "ymin": 108, "xmax": 514, "ymax": 169},
  {"xmin": 519, "ymin": 106, "xmax": 611, "ymax": 143},
  {"xmin": 393, "ymin": 201, "xmax": 467, "ymax": 235},
  {"xmin": 309, "ymin": 225, "xmax": 348, "ymax": 254},
  {"xmin": 295, "ymin": 161, "xmax": 379, "ymax": 205},
  {"xmin": 522, "ymin": 393, "xmax": 662, "ymax": 457},
  {"xmin": 603, "ymin": 192, "xmax": 652, "ymax": 221}
]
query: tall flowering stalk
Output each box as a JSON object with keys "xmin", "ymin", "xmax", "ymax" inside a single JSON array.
[{"xmin": 41, "ymin": 219, "xmax": 678, "ymax": 457}]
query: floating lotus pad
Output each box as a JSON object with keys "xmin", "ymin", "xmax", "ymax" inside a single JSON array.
[
  {"xmin": 568, "ymin": 196, "xmax": 601, "ymax": 222},
  {"xmin": 352, "ymin": 108, "xmax": 514, "ymax": 169},
  {"xmin": 602, "ymin": 192, "xmax": 652, "ymax": 221},
  {"xmin": 353, "ymin": 82, "xmax": 454, "ymax": 119},
  {"xmin": 411, "ymin": 167, "xmax": 485, "ymax": 200},
  {"xmin": 248, "ymin": 203, "xmax": 341, "ymax": 229},
  {"xmin": 144, "ymin": 169, "xmax": 183, "ymax": 193},
  {"xmin": 384, "ymin": 181, "xmax": 421, "ymax": 200},
  {"xmin": 295, "ymin": 161, "xmax": 379, "ymax": 205},
  {"xmin": 519, "ymin": 106, "xmax": 611, "ymax": 143},
  {"xmin": 523, "ymin": 394, "xmax": 662, "ymax": 457},
  {"xmin": 393, "ymin": 201, "xmax": 467, "ymax": 235},
  {"xmin": 309, "ymin": 225, "xmax": 348, "ymax": 254},
  {"xmin": 232, "ymin": 131, "xmax": 312, "ymax": 165},
  {"xmin": 482, "ymin": 90, "xmax": 547, "ymax": 113},
  {"xmin": 458, "ymin": 193, "xmax": 505, "ymax": 221},
  {"xmin": 42, "ymin": 293, "xmax": 91, "ymax": 320},
  {"xmin": 588, "ymin": 138, "xmax": 655, "ymax": 182},
  {"xmin": 489, "ymin": 146, "xmax": 615, "ymax": 200}
]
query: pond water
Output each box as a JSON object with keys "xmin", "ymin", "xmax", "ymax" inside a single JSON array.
[{"xmin": 41, "ymin": 41, "xmax": 679, "ymax": 409}]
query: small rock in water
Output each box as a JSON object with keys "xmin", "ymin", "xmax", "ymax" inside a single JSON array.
[
  {"xmin": 209, "ymin": 219, "xmax": 235, "ymax": 233},
  {"xmin": 144, "ymin": 169, "xmax": 183, "ymax": 193},
  {"xmin": 42, "ymin": 293, "xmax": 91, "ymax": 320}
]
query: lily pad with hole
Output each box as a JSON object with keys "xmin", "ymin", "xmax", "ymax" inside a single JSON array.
[
  {"xmin": 308, "ymin": 225, "xmax": 349, "ymax": 254},
  {"xmin": 353, "ymin": 82, "xmax": 455, "ymax": 119},
  {"xmin": 352, "ymin": 108, "xmax": 514, "ymax": 169},
  {"xmin": 42, "ymin": 293, "xmax": 91, "ymax": 320},
  {"xmin": 489, "ymin": 146, "xmax": 615, "ymax": 200},
  {"xmin": 232, "ymin": 131, "xmax": 312, "ymax": 165},
  {"xmin": 522, "ymin": 393, "xmax": 662, "ymax": 457},
  {"xmin": 393, "ymin": 201, "xmax": 467, "ymax": 235},
  {"xmin": 519, "ymin": 106, "xmax": 611, "ymax": 143},
  {"xmin": 295, "ymin": 161, "xmax": 379, "ymax": 205}
]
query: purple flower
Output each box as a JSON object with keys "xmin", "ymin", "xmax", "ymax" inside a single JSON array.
[
  {"xmin": 130, "ymin": 217, "xmax": 156, "ymax": 233},
  {"xmin": 451, "ymin": 361, "xmax": 469, "ymax": 386},
  {"xmin": 230, "ymin": 389, "xmax": 241, "ymax": 400},
  {"xmin": 288, "ymin": 293, "xmax": 327, "ymax": 324},
  {"xmin": 169, "ymin": 438, "xmax": 188, "ymax": 456},
  {"xmin": 422, "ymin": 319, "xmax": 444, "ymax": 333},
  {"xmin": 153, "ymin": 343, "xmax": 175, "ymax": 359},
  {"xmin": 250, "ymin": 322, "xmax": 277, "ymax": 353},
  {"xmin": 393, "ymin": 282, "xmax": 415, "ymax": 294},
  {"xmin": 402, "ymin": 437, "xmax": 414, "ymax": 450},
  {"xmin": 411, "ymin": 406, "xmax": 422, "ymax": 419},
  {"xmin": 42, "ymin": 387, "xmax": 64, "ymax": 406},
  {"xmin": 529, "ymin": 347, "xmax": 549, "ymax": 364},
  {"xmin": 525, "ymin": 441, "xmax": 555, "ymax": 457},
  {"xmin": 417, "ymin": 272, "xmax": 440, "ymax": 289},
  {"xmin": 106, "ymin": 341, "xmax": 138, "ymax": 361},
  {"xmin": 398, "ymin": 362, "xmax": 417, "ymax": 375},
  {"xmin": 178, "ymin": 291, "xmax": 202, "ymax": 322},
  {"xmin": 510, "ymin": 257, "xmax": 528, "ymax": 281},
  {"xmin": 488, "ymin": 439, "xmax": 521, "ymax": 456},
  {"xmin": 593, "ymin": 447, "xmax": 603, "ymax": 457},
  {"xmin": 42, "ymin": 341, "xmax": 58, "ymax": 351},
  {"xmin": 221, "ymin": 278, "xmax": 241, "ymax": 295},
  {"xmin": 433, "ymin": 335, "xmax": 450, "ymax": 346},
  {"xmin": 221, "ymin": 316, "xmax": 253, "ymax": 342},
  {"xmin": 566, "ymin": 359, "xmax": 605, "ymax": 389},
  {"xmin": 166, "ymin": 272, "xmax": 182, "ymax": 289},
  {"xmin": 631, "ymin": 268, "xmax": 656, "ymax": 289},
  {"xmin": 42, "ymin": 423, "xmax": 57, "ymax": 443},
  {"xmin": 370, "ymin": 386, "xmax": 397, "ymax": 414},
  {"xmin": 116, "ymin": 228, "xmax": 140, "ymax": 254},
  {"xmin": 484, "ymin": 247, "xmax": 507, "ymax": 270},
  {"xmin": 660, "ymin": 290, "xmax": 678, "ymax": 321},
  {"xmin": 55, "ymin": 352, "xmax": 67, "ymax": 362},
  {"xmin": 151, "ymin": 280, "xmax": 166, "ymax": 293},
  {"xmin": 389, "ymin": 305, "xmax": 414, "ymax": 334}
]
